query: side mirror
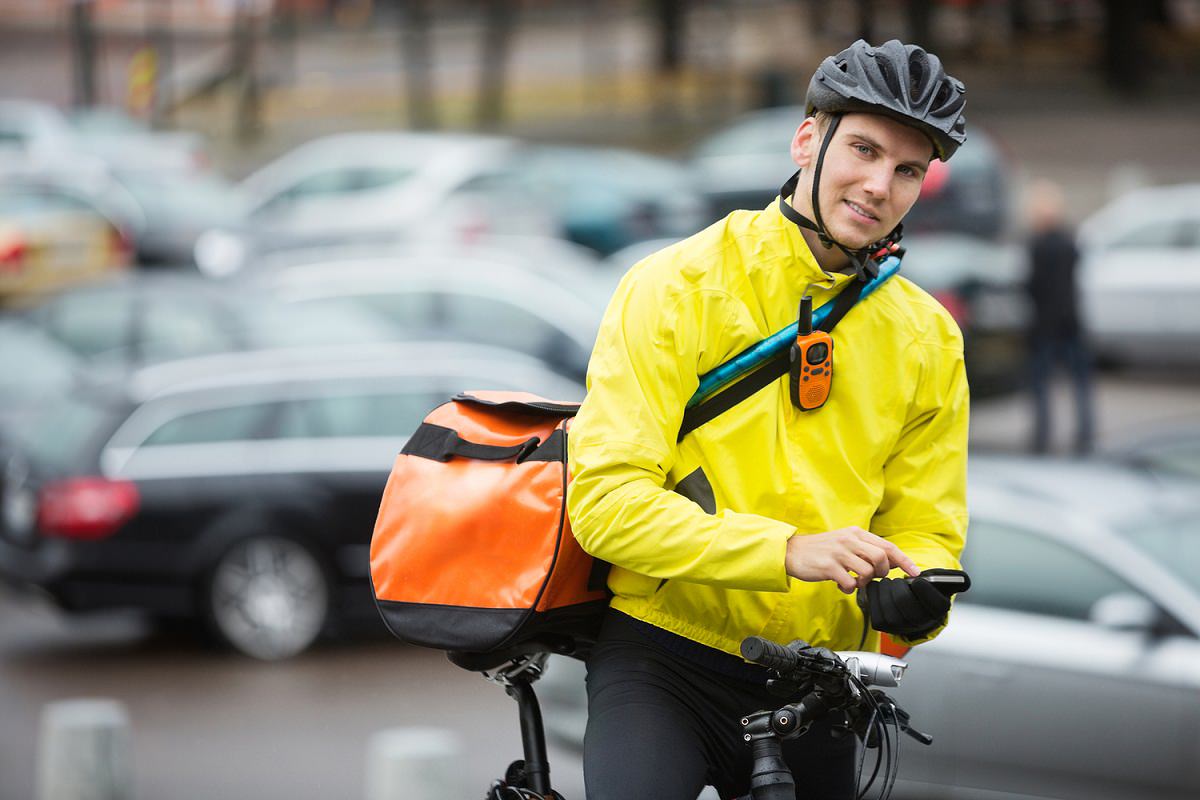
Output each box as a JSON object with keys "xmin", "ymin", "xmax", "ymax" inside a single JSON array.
[{"xmin": 1089, "ymin": 592, "xmax": 1160, "ymax": 634}]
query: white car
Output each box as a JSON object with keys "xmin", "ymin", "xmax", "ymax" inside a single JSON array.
[
  {"xmin": 1078, "ymin": 183, "xmax": 1200, "ymax": 365},
  {"xmin": 244, "ymin": 250, "xmax": 607, "ymax": 382},
  {"xmin": 194, "ymin": 132, "xmax": 554, "ymax": 275},
  {"xmin": 536, "ymin": 454, "xmax": 1200, "ymax": 800}
]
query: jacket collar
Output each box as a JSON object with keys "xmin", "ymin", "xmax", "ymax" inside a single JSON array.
[{"xmin": 762, "ymin": 197, "xmax": 856, "ymax": 292}]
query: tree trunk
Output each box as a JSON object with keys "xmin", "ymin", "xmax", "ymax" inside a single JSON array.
[
  {"xmin": 70, "ymin": 0, "xmax": 98, "ymax": 108},
  {"xmin": 906, "ymin": 0, "xmax": 935, "ymax": 50},
  {"xmin": 1101, "ymin": 0, "xmax": 1147, "ymax": 93},
  {"xmin": 476, "ymin": 0, "xmax": 514, "ymax": 129},
  {"xmin": 398, "ymin": 0, "xmax": 437, "ymax": 129},
  {"xmin": 232, "ymin": 1, "xmax": 262, "ymax": 142}
]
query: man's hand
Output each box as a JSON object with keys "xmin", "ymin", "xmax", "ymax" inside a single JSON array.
[{"xmin": 785, "ymin": 527, "xmax": 919, "ymax": 594}]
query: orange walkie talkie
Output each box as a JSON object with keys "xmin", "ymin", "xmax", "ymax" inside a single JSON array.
[{"xmin": 789, "ymin": 296, "xmax": 834, "ymax": 411}]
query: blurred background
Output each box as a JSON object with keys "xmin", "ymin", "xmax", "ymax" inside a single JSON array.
[{"xmin": 2, "ymin": 1, "xmax": 1200, "ymax": 798}]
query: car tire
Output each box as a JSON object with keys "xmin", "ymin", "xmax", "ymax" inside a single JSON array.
[{"xmin": 204, "ymin": 535, "xmax": 330, "ymax": 660}]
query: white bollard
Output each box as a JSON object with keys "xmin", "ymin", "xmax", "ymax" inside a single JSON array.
[
  {"xmin": 37, "ymin": 699, "xmax": 133, "ymax": 800},
  {"xmin": 365, "ymin": 727, "xmax": 465, "ymax": 800}
]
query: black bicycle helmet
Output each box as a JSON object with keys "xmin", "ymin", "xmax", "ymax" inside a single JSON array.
[{"xmin": 806, "ymin": 39, "xmax": 967, "ymax": 161}]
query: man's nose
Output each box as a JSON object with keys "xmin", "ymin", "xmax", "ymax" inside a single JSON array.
[{"xmin": 862, "ymin": 164, "xmax": 892, "ymax": 199}]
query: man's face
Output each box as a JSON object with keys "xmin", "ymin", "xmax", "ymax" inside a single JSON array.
[{"xmin": 790, "ymin": 112, "xmax": 934, "ymax": 250}]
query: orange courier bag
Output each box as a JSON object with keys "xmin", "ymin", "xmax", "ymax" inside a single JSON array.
[{"xmin": 370, "ymin": 390, "xmax": 609, "ymax": 656}]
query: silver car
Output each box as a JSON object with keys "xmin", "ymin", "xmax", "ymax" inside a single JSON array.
[
  {"xmin": 245, "ymin": 250, "xmax": 607, "ymax": 381},
  {"xmin": 1078, "ymin": 182, "xmax": 1200, "ymax": 366},
  {"xmin": 537, "ymin": 454, "xmax": 1200, "ymax": 800}
]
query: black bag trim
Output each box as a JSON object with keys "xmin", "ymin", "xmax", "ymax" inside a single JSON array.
[
  {"xmin": 402, "ymin": 422, "xmax": 541, "ymax": 463},
  {"xmin": 674, "ymin": 467, "xmax": 717, "ymax": 514},
  {"xmin": 677, "ymin": 278, "xmax": 867, "ymax": 441},
  {"xmin": 453, "ymin": 392, "xmax": 581, "ymax": 417}
]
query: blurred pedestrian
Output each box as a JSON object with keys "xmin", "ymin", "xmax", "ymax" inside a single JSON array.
[{"xmin": 1025, "ymin": 179, "xmax": 1094, "ymax": 455}]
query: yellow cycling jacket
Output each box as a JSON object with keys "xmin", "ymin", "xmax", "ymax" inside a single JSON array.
[{"xmin": 566, "ymin": 199, "xmax": 969, "ymax": 657}]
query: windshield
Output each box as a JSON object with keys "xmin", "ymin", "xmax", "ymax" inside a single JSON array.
[{"xmin": 1118, "ymin": 513, "xmax": 1200, "ymax": 594}]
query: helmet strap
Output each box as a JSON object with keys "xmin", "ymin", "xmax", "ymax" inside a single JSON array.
[{"xmin": 779, "ymin": 113, "xmax": 899, "ymax": 282}]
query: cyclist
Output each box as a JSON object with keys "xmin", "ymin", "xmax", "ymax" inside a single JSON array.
[{"xmin": 566, "ymin": 39, "xmax": 970, "ymax": 800}]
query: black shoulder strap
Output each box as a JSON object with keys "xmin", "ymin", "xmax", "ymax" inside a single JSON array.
[{"xmin": 677, "ymin": 278, "xmax": 867, "ymax": 441}]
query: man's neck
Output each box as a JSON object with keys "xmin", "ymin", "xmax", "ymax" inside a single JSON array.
[{"xmin": 800, "ymin": 228, "xmax": 856, "ymax": 274}]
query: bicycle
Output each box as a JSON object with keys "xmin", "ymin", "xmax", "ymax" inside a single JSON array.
[{"xmin": 449, "ymin": 623, "xmax": 933, "ymax": 800}]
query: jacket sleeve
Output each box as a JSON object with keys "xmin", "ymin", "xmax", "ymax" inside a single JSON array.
[
  {"xmin": 871, "ymin": 329, "xmax": 970, "ymax": 642},
  {"xmin": 566, "ymin": 262, "xmax": 796, "ymax": 593}
]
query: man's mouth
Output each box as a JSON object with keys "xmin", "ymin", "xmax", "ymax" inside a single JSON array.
[{"xmin": 844, "ymin": 200, "xmax": 879, "ymax": 222}]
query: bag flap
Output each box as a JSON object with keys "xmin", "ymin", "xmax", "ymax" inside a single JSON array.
[{"xmin": 453, "ymin": 391, "xmax": 581, "ymax": 418}]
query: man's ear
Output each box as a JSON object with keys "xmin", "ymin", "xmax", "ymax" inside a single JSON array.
[{"xmin": 791, "ymin": 117, "xmax": 820, "ymax": 170}]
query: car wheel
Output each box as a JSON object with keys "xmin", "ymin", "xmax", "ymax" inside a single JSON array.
[{"xmin": 205, "ymin": 535, "xmax": 330, "ymax": 660}]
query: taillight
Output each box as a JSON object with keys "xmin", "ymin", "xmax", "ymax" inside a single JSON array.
[
  {"xmin": 109, "ymin": 226, "xmax": 135, "ymax": 266},
  {"xmin": 930, "ymin": 289, "xmax": 971, "ymax": 328},
  {"xmin": 920, "ymin": 158, "xmax": 950, "ymax": 199},
  {"xmin": 0, "ymin": 233, "xmax": 27, "ymax": 273},
  {"xmin": 38, "ymin": 478, "xmax": 140, "ymax": 541}
]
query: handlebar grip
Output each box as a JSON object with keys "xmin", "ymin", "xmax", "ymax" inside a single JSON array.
[{"xmin": 741, "ymin": 636, "xmax": 799, "ymax": 672}]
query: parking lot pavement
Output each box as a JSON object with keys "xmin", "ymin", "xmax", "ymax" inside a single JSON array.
[
  {"xmin": 971, "ymin": 368, "xmax": 1200, "ymax": 455},
  {"xmin": 0, "ymin": 585, "xmax": 586, "ymax": 800}
]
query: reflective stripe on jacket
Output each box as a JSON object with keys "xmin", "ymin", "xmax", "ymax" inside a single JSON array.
[{"xmin": 566, "ymin": 199, "xmax": 969, "ymax": 657}]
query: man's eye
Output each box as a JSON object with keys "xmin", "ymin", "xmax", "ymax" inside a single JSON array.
[{"xmin": 854, "ymin": 144, "xmax": 872, "ymax": 155}]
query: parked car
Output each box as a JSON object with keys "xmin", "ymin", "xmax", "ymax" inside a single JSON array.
[
  {"xmin": 244, "ymin": 251, "xmax": 607, "ymax": 381},
  {"xmin": 0, "ymin": 343, "xmax": 585, "ymax": 660},
  {"xmin": 900, "ymin": 234, "xmax": 1029, "ymax": 395},
  {"xmin": 193, "ymin": 131, "xmax": 552, "ymax": 276},
  {"xmin": 0, "ymin": 316, "xmax": 98, "ymax": 434},
  {"xmin": 1078, "ymin": 183, "xmax": 1200, "ymax": 366},
  {"xmin": 194, "ymin": 133, "xmax": 704, "ymax": 275},
  {"xmin": 14, "ymin": 271, "xmax": 400, "ymax": 371},
  {"xmin": 1106, "ymin": 424, "xmax": 1200, "ymax": 483},
  {"xmin": 105, "ymin": 166, "xmax": 245, "ymax": 266},
  {"xmin": 0, "ymin": 172, "xmax": 134, "ymax": 306},
  {"xmin": 536, "ymin": 454, "xmax": 1200, "ymax": 800},
  {"xmin": 463, "ymin": 144, "xmax": 706, "ymax": 256},
  {"xmin": 689, "ymin": 106, "xmax": 1010, "ymax": 239},
  {"xmin": 0, "ymin": 100, "xmax": 209, "ymax": 176}
]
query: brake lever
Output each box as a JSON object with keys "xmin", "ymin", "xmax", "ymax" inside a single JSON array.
[{"xmin": 873, "ymin": 692, "xmax": 934, "ymax": 747}]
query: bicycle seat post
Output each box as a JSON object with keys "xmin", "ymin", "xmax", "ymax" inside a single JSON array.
[{"xmin": 505, "ymin": 676, "xmax": 553, "ymax": 796}]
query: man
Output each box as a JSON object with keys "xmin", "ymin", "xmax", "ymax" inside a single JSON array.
[
  {"xmin": 1025, "ymin": 178, "xmax": 1094, "ymax": 455},
  {"xmin": 567, "ymin": 40, "xmax": 970, "ymax": 800}
]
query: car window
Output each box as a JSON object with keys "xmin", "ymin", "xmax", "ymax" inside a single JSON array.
[
  {"xmin": 958, "ymin": 519, "xmax": 1139, "ymax": 621},
  {"xmin": 142, "ymin": 403, "xmax": 277, "ymax": 446},
  {"xmin": 1120, "ymin": 514, "xmax": 1200, "ymax": 595},
  {"xmin": 1180, "ymin": 219, "xmax": 1200, "ymax": 248},
  {"xmin": 276, "ymin": 390, "xmax": 442, "ymax": 439},
  {"xmin": 353, "ymin": 167, "xmax": 416, "ymax": 192},
  {"xmin": 253, "ymin": 170, "xmax": 356, "ymax": 216},
  {"xmin": 42, "ymin": 290, "xmax": 134, "ymax": 358},
  {"xmin": 1108, "ymin": 220, "xmax": 1187, "ymax": 249},
  {"xmin": 140, "ymin": 297, "xmax": 238, "ymax": 362}
]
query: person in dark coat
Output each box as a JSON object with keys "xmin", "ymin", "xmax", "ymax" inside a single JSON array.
[{"xmin": 1026, "ymin": 179, "xmax": 1094, "ymax": 454}]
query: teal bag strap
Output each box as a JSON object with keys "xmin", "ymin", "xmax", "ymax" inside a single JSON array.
[{"xmin": 677, "ymin": 255, "xmax": 900, "ymax": 441}]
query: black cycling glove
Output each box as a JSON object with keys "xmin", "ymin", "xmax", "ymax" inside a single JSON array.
[{"xmin": 860, "ymin": 569, "xmax": 970, "ymax": 638}]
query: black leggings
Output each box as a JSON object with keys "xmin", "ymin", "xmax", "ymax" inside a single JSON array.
[{"xmin": 583, "ymin": 612, "xmax": 857, "ymax": 800}]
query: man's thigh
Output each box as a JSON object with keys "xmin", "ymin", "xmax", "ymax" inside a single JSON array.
[{"xmin": 583, "ymin": 642, "xmax": 712, "ymax": 800}]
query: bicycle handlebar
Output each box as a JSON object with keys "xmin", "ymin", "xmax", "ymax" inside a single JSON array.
[{"xmin": 741, "ymin": 637, "xmax": 908, "ymax": 688}]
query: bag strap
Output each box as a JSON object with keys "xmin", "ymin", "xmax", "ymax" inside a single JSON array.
[
  {"xmin": 677, "ymin": 277, "xmax": 867, "ymax": 441},
  {"xmin": 403, "ymin": 423, "xmax": 542, "ymax": 463}
]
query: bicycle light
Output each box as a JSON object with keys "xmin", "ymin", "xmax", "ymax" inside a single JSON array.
[{"xmin": 836, "ymin": 651, "xmax": 908, "ymax": 687}]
